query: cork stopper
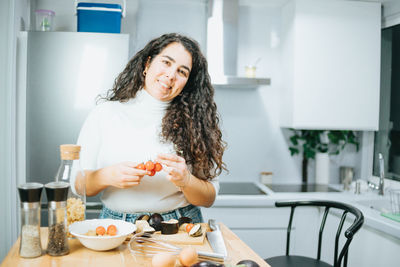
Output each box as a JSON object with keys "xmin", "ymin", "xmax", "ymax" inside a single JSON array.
[{"xmin": 60, "ymin": 144, "xmax": 80, "ymax": 160}]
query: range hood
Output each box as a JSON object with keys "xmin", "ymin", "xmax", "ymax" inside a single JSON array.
[{"xmin": 207, "ymin": 0, "xmax": 271, "ymax": 88}]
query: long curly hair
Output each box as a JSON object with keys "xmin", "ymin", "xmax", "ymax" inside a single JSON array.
[{"xmin": 103, "ymin": 33, "xmax": 227, "ymax": 180}]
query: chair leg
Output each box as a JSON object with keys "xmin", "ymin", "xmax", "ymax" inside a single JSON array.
[{"xmin": 344, "ymin": 249, "xmax": 348, "ymax": 267}]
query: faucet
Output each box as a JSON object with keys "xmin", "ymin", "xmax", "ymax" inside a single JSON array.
[
  {"xmin": 367, "ymin": 153, "xmax": 385, "ymax": 195},
  {"xmin": 378, "ymin": 153, "xmax": 385, "ymax": 195}
]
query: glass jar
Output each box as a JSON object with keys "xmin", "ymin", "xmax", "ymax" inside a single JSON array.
[
  {"xmin": 45, "ymin": 181, "xmax": 69, "ymax": 256},
  {"xmin": 17, "ymin": 183, "xmax": 44, "ymax": 258},
  {"xmin": 55, "ymin": 144, "xmax": 86, "ymax": 236},
  {"xmin": 34, "ymin": 9, "xmax": 55, "ymax": 31}
]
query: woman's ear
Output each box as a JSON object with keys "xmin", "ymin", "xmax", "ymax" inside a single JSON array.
[{"xmin": 144, "ymin": 56, "xmax": 151, "ymax": 70}]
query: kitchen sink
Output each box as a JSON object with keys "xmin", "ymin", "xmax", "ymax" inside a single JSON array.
[{"xmin": 356, "ymin": 199, "xmax": 393, "ymax": 213}]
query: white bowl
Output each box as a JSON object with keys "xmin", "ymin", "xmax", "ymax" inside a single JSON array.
[{"xmin": 69, "ymin": 219, "xmax": 136, "ymax": 251}]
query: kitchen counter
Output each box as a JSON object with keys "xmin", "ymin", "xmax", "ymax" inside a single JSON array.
[
  {"xmin": 213, "ymin": 182, "xmax": 400, "ymax": 239},
  {"xmin": 1, "ymin": 224, "xmax": 270, "ymax": 267}
]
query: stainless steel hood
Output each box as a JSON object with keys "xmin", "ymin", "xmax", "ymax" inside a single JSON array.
[{"xmin": 207, "ymin": 0, "xmax": 271, "ymax": 88}]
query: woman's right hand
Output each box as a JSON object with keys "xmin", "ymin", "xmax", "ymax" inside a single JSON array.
[{"xmin": 101, "ymin": 162, "xmax": 148, "ymax": 189}]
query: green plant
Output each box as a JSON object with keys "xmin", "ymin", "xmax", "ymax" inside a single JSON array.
[{"xmin": 288, "ymin": 129, "xmax": 359, "ymax": 183}]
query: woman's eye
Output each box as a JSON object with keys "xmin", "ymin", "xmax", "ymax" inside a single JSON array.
[
  {"xmin": 179, "ymin": 69, "xmax": 189, "ymax": 77},
  {"xmin": 162, "ymin": 60, "xmax": 171, "ymax": 66}
]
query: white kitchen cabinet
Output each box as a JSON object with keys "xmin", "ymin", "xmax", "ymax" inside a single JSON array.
[
  {"xmin": 322, "ymin": 211, "xmax": 400, "ymax": 267},
  {"xmin": 201, "ymin": 206, "xmax": 320, "ymax": 259},
  {"xmin": 280, "ymin": 0, "xmax": 381, "ymax": 130}
]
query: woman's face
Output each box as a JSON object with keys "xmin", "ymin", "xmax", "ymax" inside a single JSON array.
[{"xmin": 144, "ymin": 42, "xmax": 192, "ymax": 102}]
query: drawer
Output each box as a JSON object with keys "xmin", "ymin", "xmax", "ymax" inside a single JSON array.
[{"xmin": 202, "ymin": 207, "xmax": 291, "ymax": 228}]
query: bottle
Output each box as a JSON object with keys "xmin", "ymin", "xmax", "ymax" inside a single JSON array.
[
  {"xmin": 55, "ymin": 144, "xmax": 86, "ymax": 236},
  {"xmin": 17, "ymin": 182, "xmax": 44, "ymax": 258},
  {"xmin": 45, "ymin": 181, "xmax": 69, "ymax": 256}
]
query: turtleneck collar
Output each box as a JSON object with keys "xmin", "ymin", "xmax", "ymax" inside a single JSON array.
[{"xmin": 124, "ymin": 88, "xmax": 170, "ymax": 115}]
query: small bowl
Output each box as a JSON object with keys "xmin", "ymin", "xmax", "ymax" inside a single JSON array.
[{"xmin": 69, "ymin": 219, "xmax": 136, "ymax": 251}]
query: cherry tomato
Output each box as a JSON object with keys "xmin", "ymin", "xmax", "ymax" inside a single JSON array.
[
  {"xmin": 96, "ymin": 226, "xmax": 106, "ymax": 236},
  {"xmin": 185, "ymin": 223, "xmax": 194, "ymax": 233},
  {"xmin": 154, "ymin": 162, "xmax": 162, "ymax": 172},
  {"xmin": 107, "ymin": 224, "xmax": 117, "ymax": 236},
  {"xmin": 148, "ymin": 169, "xmax": 156, "ymax": 176},
  {"xmin": 145, "ymin": 160, "xmax": 155, "ymax": 171},
  {"xmin": 136, "ymin": 163, "xmax": 146, "ymax": 170}
]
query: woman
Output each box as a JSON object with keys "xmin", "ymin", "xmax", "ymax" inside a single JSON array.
[{"xmin": 76, "ymin": 33, "xmax": 227, "ymax": 223}]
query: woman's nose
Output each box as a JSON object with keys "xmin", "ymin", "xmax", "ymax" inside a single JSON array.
[{"xmin": 165, "ymin": 68, "xmax": 176, "ymax": 80}]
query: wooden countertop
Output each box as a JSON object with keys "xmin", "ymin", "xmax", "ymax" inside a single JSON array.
[{"xmin": 1, "ymin": 223, "xmax": 270, "ymax": 267}]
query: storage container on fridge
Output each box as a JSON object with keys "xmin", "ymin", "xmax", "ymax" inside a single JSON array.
[{"xmin": 76, "ymin": 1, "xmax": 125, "ymax": 33}]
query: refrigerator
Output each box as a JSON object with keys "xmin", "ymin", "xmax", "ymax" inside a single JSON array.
[{"xmin": 17, "ymin": 31, "xmax": 129, "ymax": 224}]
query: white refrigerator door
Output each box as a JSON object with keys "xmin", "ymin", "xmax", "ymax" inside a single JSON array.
[{"xmin": 18, "ymin": 32, "xmax": 129, "ymax": 193}]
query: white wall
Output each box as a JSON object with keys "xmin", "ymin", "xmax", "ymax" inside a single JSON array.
[
  {"xmin": 31, "ymin": 0, "xmax": 206, "ymax": 58},
  {"xmin": 216, "ymin": 1, "xmax": 362, "ymax": 184}
]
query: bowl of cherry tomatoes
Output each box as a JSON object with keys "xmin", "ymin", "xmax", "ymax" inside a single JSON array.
[{"xmin": 69, "ymin": 219, "xmax": 136, "ymax": 251}]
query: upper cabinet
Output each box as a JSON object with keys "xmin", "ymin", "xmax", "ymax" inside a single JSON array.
[{"xmin": 280, "ymin": 0, "xmax": 381, "ymax": 130}]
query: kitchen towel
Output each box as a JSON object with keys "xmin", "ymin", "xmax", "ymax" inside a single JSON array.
[{"xmin": 381, "ymin": 212, "xmax": 400, "ymax": 223}]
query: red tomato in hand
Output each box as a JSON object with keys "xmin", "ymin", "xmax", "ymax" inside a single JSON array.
[
  {"xmin": 154, "ymin": 162, "xmax": 162, "ymax": 172},
  {"xmin": 148, "ymin": 169, "xmax": 156, "ymax": 176},
  {"xmin": 136, "ymin": 163, "xmax": 146, "ymax": 170},
  {"xmin": 145, "ymin": 160, "xmax": 155, "ymax": 171}
]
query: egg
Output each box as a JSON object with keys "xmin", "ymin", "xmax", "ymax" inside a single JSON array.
[
  {"xmin": 152, "ymin": 253, "xmax": 176, "ymax": 267},
  {"xmin": 179, "ymin": 247, "xmax": 198, "ymax": 266}
]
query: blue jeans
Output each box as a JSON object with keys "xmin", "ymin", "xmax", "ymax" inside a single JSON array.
[{"xmin": 99, "ymin": 204, "xmax": 204, "ymax": 224}]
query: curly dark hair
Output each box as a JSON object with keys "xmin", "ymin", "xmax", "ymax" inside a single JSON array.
[{"xmin": 103, "ymin": 33, "xmax": 227, "ymax": 180}]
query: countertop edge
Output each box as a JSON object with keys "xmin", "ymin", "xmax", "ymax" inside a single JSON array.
[{"xmin": 211, "ymin": 191, "xmax": 400, "ymax": 240}]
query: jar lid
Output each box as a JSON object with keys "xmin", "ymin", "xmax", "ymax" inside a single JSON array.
[
  {"xmin": 35, "ymin": 9, "xmax": 55, "ymax": 16},
  {"xmin": 60, "ymin": 144, "xmax": 81, "ymax": 160},
  {"xmin": 18, "ymin": 183, "xmax": 43, "ymax": 203},
  {"xmin": 45, "ymin": 181, "xmax": 69, "ymax": 202},
  {"xmin": 60, "ymin": 144, "xmax": 80, "ymax": 153}
]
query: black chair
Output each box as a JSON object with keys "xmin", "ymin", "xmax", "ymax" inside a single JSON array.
[{"xmin": 265, "ymin": 200, "xmax": 364, "ymax": 267}]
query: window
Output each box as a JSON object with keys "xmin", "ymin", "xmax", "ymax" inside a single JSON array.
[{"xmin": 374, "ymin": 25, "xmax": 400, "ymax": 181}]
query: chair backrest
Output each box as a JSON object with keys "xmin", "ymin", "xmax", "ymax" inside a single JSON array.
[{"xmin": 276, "ymin": 200, "xmax": 364, "ymax": 267}]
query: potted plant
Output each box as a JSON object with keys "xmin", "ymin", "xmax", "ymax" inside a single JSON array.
[{"xmin": 288, "ymin": 129, "xmax": 359, "ymax": 183}]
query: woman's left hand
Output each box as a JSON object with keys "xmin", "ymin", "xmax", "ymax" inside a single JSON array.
[{"xmin": 156, "ymin": 153, "xmax": 191, "ymax": 188}]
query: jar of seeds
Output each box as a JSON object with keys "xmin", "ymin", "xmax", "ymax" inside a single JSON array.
[
  {"xmin": 45, "ymin": 181, "xmax": 69, "ymax": 256},
  {"xmin": 18, "ymin": 183, "xmax": 44, "ymax": 258}
]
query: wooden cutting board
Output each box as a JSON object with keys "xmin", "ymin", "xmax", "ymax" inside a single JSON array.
[{"xmin": 150, "ymin": 223, "xmax": 208, "ymax": 245}]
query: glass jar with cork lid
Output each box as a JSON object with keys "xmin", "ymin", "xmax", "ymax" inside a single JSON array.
[{"xmin": 54, "ymin": 144, "xmax": 86, "ymax": 236}]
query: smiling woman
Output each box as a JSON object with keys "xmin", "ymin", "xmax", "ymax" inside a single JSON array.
[{"xmin": 76, "ymin": 33, "xmax": 227, "ymax": 225}]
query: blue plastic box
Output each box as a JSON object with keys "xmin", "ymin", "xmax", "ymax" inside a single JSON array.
[{"xmin": 77, "ymin": 3, "xmax": 122, "ymax": 33}]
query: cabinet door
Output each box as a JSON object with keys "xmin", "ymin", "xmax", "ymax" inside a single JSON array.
[
  {"xmin": 202, "ymin": 206, "xmax": 320, "ymax": 259},
  {"xmin": 325, "ymin": 212, "xmax": 400, "ymax": 267},
  {"xmin": 280, "ymin": 0, "xmax": 381, "ymax": 130},
  {"xmin": 233, "ymin": 229, "xmax": 287, "ymax": 259}
]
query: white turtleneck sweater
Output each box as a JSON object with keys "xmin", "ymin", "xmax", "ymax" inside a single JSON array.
[{"xmin": 76, "ymin": 89, "xmax": 219, "ymax": 213}]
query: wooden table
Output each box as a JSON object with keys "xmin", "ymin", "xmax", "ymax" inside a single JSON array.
[{"xmin": 1, "ymin": 224, "xmax": 270, "ymax": 267}]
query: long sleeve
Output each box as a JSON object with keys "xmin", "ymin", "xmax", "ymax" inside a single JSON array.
[{"xmin": 76, "ymin": 106, "xmax": 102, "ymax": 171}]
